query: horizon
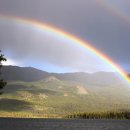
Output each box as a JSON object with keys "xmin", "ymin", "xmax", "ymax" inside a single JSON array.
[{"xmin": 2, "ymin": 65, "xmax": 121, "ymax": 74}]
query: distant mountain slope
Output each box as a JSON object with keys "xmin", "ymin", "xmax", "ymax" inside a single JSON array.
[
  {"xmin": 53, "ymin": 72, "xmax": 120, "ymax": 85},
  {"xmin": 2, "ymin": 66, "xmax": 122, "ymax": 85},
  {"xmin": 2, "ymin": 66, "xmax": 50, "ymax": 82}
]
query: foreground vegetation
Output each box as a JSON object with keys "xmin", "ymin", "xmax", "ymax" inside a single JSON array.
[
  {"xmin": 0, "ymin": 68, "xmax": 130, "ymax": 118},
  {"xmin": 66, "ymin": 111, "xmax": 130, "ymax": 119}
]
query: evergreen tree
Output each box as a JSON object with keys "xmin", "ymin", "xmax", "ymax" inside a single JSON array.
[{"xmin": 0, "ymin": 50, "xmax": 7, "ymax": 94}]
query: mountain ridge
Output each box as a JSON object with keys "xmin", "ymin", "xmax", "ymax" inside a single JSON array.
[{"xmin": 2, "ymin": 65, "xmax": 121, "ymax": 85}]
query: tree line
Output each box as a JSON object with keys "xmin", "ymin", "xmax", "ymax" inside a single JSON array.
[{"xmin": 66, "ymin": 111, "xmax": 130, "ymax": 119}]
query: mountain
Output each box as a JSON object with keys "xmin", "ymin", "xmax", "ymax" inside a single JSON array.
[
  {"xmin": 2, "ymin": 66, "xmax": 50, "ymax": 82},
  {"xmin": 0, "ymin": 65, "xmax": 130, "ymax": 118},
  {"xmin": 2, "ymin": 66, "xmax": 120, "ymax": 85},
  {"xmin": 53, "ymin": 72, "xmax": 120, "ymax": 86}
]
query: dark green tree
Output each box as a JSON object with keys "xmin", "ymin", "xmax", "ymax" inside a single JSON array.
[{"xmin": 0, "ymin": 50, "xmax": 7, "ymax": 94}]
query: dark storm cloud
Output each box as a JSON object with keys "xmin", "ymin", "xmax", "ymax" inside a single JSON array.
[{"xmin": 0, "ymin": 0, "xmax": 130, "ymax": 71}]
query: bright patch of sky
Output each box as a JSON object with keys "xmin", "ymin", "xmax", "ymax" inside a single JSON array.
[{"xmin": 2, "ymin": 58, "xmax": 16, "ymax": 66}]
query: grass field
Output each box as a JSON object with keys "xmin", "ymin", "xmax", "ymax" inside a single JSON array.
[{"xmin": 0, "ymin": 78, "xmax": 130, "ymax": 118}]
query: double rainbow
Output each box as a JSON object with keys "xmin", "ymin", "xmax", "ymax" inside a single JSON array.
[{"xmin": 0, "ymin": 15, "xmax": 129, "ymax": 84}]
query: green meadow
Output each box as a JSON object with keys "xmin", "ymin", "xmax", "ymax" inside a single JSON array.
[{"xmin": 0, "ymin": 79, "xmax": 130, "ymax": 118}]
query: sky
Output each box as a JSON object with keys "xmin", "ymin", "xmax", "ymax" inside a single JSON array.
[{"xmin": 0, "ymin": 0, "xmax": 130, "ymax": 73}]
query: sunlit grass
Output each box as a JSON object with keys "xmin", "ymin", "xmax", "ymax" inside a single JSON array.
[{"xmin": 0, "ymin": 80, "xmax": 130, "ymax": 118}]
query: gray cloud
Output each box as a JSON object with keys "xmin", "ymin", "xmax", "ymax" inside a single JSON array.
[
  {"xmin": 0, "ymin": 0, "xmax": 130, "ymax": 72},
  {"xmin": 0, "ymin": 21, "xmax": 113, "ymax": 72}
]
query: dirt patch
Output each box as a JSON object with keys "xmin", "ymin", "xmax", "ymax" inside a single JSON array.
[
  {"xmin": 64, "ymin": 93, "xmax": 68, "ymax": 97},
  {"xmin": 76, "ymin": 86, "xmax": 88, "ymax": 95}
]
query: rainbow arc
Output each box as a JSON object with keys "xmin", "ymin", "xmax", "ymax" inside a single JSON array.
[{"xmin": 0, "ymin": 15, "xmax": 129, "ymax": 84}]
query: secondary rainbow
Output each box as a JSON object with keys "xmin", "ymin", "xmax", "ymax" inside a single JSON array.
[
  {"xmin": 0, "ymin": 15, "xmax": 129, "ymax": 84},
  {"xmin": 98, "ymin": 0, "xmax": 130, "ymax": 25}
]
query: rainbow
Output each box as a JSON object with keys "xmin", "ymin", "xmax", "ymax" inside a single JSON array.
[
  {"xmin": 0, "ymin": 15, "xmax": 130, "ymax": 84},
  {"xmin": 98, "ymin": 0, "xmax": 130, "ymax": 24}
]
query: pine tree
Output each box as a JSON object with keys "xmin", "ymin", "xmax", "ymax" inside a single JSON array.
[{"xmin": 0, "ymin": 50, "xmax": 7, "ymax": 94}]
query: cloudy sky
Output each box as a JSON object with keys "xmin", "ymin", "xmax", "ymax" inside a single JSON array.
[{"xmin": 0, "ymin": 0, "xmax": 130, "ymax": 73}]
